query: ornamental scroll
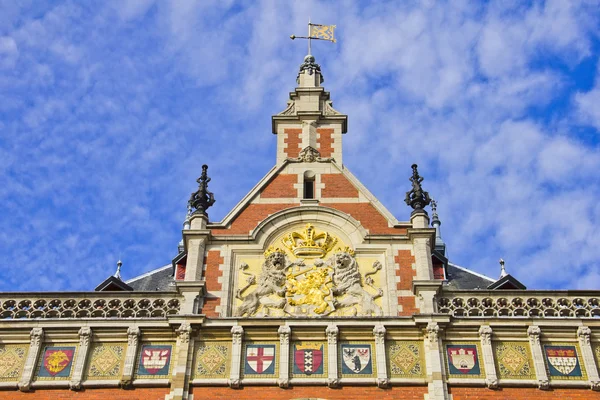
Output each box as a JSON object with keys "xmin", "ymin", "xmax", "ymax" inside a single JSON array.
[{"xmin": 234, "ymin": 224, "xmax": 384, "ymax": 317}]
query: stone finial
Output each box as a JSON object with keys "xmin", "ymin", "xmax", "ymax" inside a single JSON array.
[
  {"xmin": 297, "ymin": 54, "xmax": 323, "ymax": 84},
  {"xmin": 114, "ymin": 260, "xmax": 123, "ymax": 280},
  {"xmin": 405, "ymin": 164, "xmax": 431, "ymax": 212},
  {"xmin": 499, "ymin": 258, "xmax": 507, "ymax": 278},
  {"xmin": 188, "ymin": 164, "xmax": 216, "ymax": 216}
]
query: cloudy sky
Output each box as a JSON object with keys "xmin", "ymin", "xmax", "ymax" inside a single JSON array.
[{"xmin": 1, "ymin": 0, "xmax": 599, "ymax": 291}]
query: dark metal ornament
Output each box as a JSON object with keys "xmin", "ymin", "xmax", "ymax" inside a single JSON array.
[
  {"xmin": 188, "ymin": 164, "xmax": 215, "ymax": 215},
  {"xmin": 404, "ymin": 164, "xmax": 431, "ymax": 211}
]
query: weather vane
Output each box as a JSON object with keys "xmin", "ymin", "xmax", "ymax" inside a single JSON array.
[{"xmin": 290, "ymin": 19, "xmax": 336, "ymax": 55}]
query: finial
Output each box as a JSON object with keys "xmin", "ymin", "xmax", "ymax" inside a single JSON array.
[
  {"xmin": 499, "ymin": 258, "xmax": 507, "ymax": 278},
  {"xmin": 431, "ymin": 199, "xmax": 439, "ymax": 220},
  {"xmin": 188, "ymin": 164, "xmax": 216, "ymax": 216},
  {"xmin": 405, "ymin": 164, "xmax": 431, "ymax": 212},
  {"xmin": 114, "ymin": 259, "xmax": 123, "ymax": 280},
  {"xmin": 297, "ymin": 54, "xmax": 324, "ymax": 84}
]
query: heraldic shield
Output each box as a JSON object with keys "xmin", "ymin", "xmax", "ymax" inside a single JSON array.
[
  {"xmin": 341, "ymin": 344, "xmax": 373, "ymax": 375},
  {"xmin": 446, "ymin": 345, "xmax": 481, "ymax": 375},
  {"xmin": 39, "ymin": 346, "xmax": 75, "ymax": 377},
  {"xmin": 138, "ymin": 344, "xmax": 172, "ymax": 376},
  {"xmin": 544, "ymin": 345, "xmax": 583, "ymax": 377},
  {"xmin": 293, "ymin": 343, "xmax": 324, "ymax": 375},
  {"xmin": 244, "ymin": 344, "xmax": 276, "ymax": 375}
]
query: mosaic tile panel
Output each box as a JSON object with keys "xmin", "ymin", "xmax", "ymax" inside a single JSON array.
[
  {"xmin": 387, "ymin": 341, "xmax": 425, "ymax": 378},
  {"xmin": 339, "ymin": 342, "xmax": 376, "ymax": 378},
  {"xmin": 291, "ymin": 341, "xmax": 327, "ymax": 378},
  {"xmin": 0, "ymin": 345, "xmax": 27, "ymax": 381},
  {"xmin": 594, "ymin": 344, "xmax": 600, "ymax": 370},
  {"xmin": 134, "ymin": 343, "xmax": 173, "ymax": 379},
  {"xmin": 494, "ymin": 341, "xmax": 535, "ymax": 380},
  {"xmin": 242, "ymin": 342, "xmax": 279, "ymax": 378},
  {"xmin": 543, "ymin": 343, "xmax": 587, "ymax": 380},
  {"xmin": 193, "ymin": 341, "xmax": 230, "ymax": 379},
  {"xmin": 445, "ymin": 342, "xmax": 485, "ymax": 379},
  {"xmin": 85, "ymin": 343, "xmax": 125, "ymax": 380},
  {"xmin": 35, "ymin": 345, "xmax": 78, "ymax": 380}
]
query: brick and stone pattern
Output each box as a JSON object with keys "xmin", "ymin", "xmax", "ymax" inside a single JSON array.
[
  {"xmin": 201, "ymin": 250, "xmax": 224, "ymax": 317},
  {"xmin": 283, "ymin": 128, "xmax": 302, "ymax": 158},
  {"xmin": 260, "ymin": 174, "xmax": 297, "ymax": 198},
  {"xmin": 317, "ymin": 128, "xmax": 334, "ymax": 157},
  {"xmin": 321, "ymin": 174, "xmax": 358, "ymax": 198},
  {"xmin": 0, "ymin": 388, "xmax": 170, "ymax": 399},
  {"xmin": 449, "ymin": 387, "xmax": 600, "ymax": 399},
  {"xmin": 395, "ymin": 250, "xmax": 418, "ymax": 316}
]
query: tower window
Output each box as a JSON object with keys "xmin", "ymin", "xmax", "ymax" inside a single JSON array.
[{"xmin": 303, "ymin": 170, "xmax": 316, "ymax": 199}]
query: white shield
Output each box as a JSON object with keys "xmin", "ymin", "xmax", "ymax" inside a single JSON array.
[{"xmin": 342, "ymin": 347, "xmax": 371, "ymax": 373}]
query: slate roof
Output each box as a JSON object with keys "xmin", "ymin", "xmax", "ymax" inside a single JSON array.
[
  {"xmin": 445, "ymin": 262, "xmax": 495, "ymax": 290},
  {"xmin": 125, "ymin": 264, "xmax": 176, "ymax": 292},
  {"xmin": 123, "ymin": 261, "xmax": 494, "ymax": 292}
]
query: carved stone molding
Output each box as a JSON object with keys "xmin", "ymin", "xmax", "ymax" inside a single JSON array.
[
  {"xmin": 373, "ymin": 325, "xmax": 386, "ymax": 345},
  {"xmin": 278, "ymin": 326, "xmax": 291, "ymax": 346},
  {"xmin": 326, "ymin": 325, "xmax": 339, "ymax": 345},
  {"xmin": 578, "ymin": 326, "xmax": 592, "ymax": 345},
  {"xmin": 177, "ymin": 323, "xmax": 192, "ymax": 345},
  {"xmin": 231, "ymin": 326, "xmax": 244, "ymax": 345},
  {"xmin": 527, "ymin": 326, "xmax": 541, "ymax": 345},
  {"xmin": 479, "ymin": 325, "xmax": 493, "ymax": 346},
  {"xmin": 18, "ymin": 328, "xmax": 45, "ymax": 392},
  {"xmin": 426, "ymin": 322, "xmax": 439, "ymax": 343}
]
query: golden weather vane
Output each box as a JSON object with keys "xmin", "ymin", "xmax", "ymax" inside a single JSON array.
[{"xmin": 290, "ymin": 18, "xmax": 336, "ymax": 55}]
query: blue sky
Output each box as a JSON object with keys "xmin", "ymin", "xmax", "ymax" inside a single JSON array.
[{"xmin": 1, "ymin": 0, "xmax": 599, "ymax": 291}]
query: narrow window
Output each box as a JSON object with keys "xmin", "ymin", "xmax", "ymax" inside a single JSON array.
[{"xmin": 303, "ymin": 170, "xmax": 316, "ymax": 199}]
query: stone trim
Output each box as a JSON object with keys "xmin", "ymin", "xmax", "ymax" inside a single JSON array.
[
  {"xmin": 578, "ymin": 326, "xmax": 600, "ymax": 390},
  {"xmin": 527, "ymin": 326, "xmax": 549, "ymax": 390},
  {"xmin": 373, "ymin": 325, "xmax": 389, "ymax": 388},
  {"xmin": 326, "ymin": 325, "xmax": 339, "ymax": 388},
  {"xmin": 229, "ymin": 326, "xmax": 244, "ymax": 388},
  {"xmin": 70, "ymin": 326, "xmax": 92, "ymax": 390},
  {"xmin": 18, "ymin": 327, "xmax": 44, "ymax": 392},
  {"xmin": 121, "ymin": 326, "xmax": 140, "ymax": 387},
  {"xmin": 278, "ymin": 326, "xmax": 291, "ymax": 388},
  {"xmin": 479, "ymin": 325, "xmax": 498, "ymax": 389}
]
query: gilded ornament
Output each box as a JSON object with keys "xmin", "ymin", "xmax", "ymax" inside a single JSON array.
[{"xmin": 281, "ymin": 224, "xmax": 337, "ymax": 258}]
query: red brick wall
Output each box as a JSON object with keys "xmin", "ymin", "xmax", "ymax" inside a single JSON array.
[
  {"xmin": 175, "ymin": 262, "xmax": 185, "ymax": 280},
  {"xmin": 317, "ymin": 128, "xmax": 334, "ymax": 157},
  {"xmin": 449, "ymin": 387, "xmax": 600, "ymax": 399},
  {"xmin": 211, "ymin": 204, "xmax": 300, "ymax": 236},
  {"xmin": 284, "ymin": 128, "xmax": 302, "ymax": 158},
  {"xmin": 396, "ymin": 250, "xmax": 418, "ymax": 316},
  {"xmin": 0, "ymin": 388, "xmax": 169, "ymax": 400},
  {"xmin": 321, "ymin": 174, "xmax": 359, "ymax": 198},
  {"xmin": 190, "ymin": 386, "xmax": 427, "ymax": 399},
  {"xmin": 201, "ymin": 250, "xmax": 224, "ymax": 317},
  {"xmin": 326, "ymin": 203, "xmax": 407, "ymax": 235},
  {"xmin": 261, "ymin": 174, "xmax": 297, "ymax": 198},
  {"xmin": 433, "ymin": 256, "xmax": 445, "ymax": 280}
]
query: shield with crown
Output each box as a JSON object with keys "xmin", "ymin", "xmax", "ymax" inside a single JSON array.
[
  {"xmin": 544, "ymin": 345, "xmax": 582, "ymax": 377},
  {"xmin": 293, "ymin": 342, "xmax": 324, "ymax": 375}
]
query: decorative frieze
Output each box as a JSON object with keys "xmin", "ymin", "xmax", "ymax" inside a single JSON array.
[
  {"xmin": 438, "ymin": 293, "xmax": 600, "ymax": 318},
  {"xmin": 0, "ymin": 344, "xmax": 27, "ymax": 382},
  {"xmin": 0, "ymin": 294, "xmax": 181, "ymax": 319},
  {"xmin": 193, "ymin": 342, "xmax": 230, "ymax": 379},
  {"xmin": 494, "ymin": 342, "xmax": 535, "ymax": 380},
  {"xmin": 85, "ymin": 343, "xmax": 126, "ymax": 380},
  {"xmin": 387, "ymin": 341, "xmax": 425, "ymax": 378}
]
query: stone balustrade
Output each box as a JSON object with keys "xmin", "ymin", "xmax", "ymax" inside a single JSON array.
[
  {"xmin": 438, "ymin": 290, "xmax": 600, "ymax": 318},
  {"xmin": 0, "ymin": 292, "xmax": 182, "ymax": 319}
]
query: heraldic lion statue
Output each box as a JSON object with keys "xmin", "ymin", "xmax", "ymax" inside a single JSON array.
[
  {"xmin": 331, "ymin": 250, "xmax": 383, "ymax": 316},
  {"xmin": 235, "ymin": 249, "xmax": 289, "ymax": 317}
]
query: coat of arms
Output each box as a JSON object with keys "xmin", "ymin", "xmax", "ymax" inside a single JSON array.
[
  {"xmin": 137, "ymin": 345, "xmax": 172, "ymax": 376},
  {"xmin": 244, "ymin": 344, "xmax": 275, "ymax": 375},
  {"xmin": 341, "ymin": 344, "xmax": 372, "ymax": 375},
  {"xmin": 544, "ymin": 345, "xmax": 582, "ymax": 377},
  {"xmin": 293, "ymin": 343, "xmax": 324, "ymax": 375},
  {"xmin": 40, "ymin": 346, "xmax": 75, "ymax": 378},
  {"xmin": 446, "ymin": 345, "xmax": 481, "ymax": 375}
]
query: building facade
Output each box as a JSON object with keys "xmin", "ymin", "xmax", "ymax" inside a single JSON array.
[{"xmin": 0, "ymin": 55, "xmax": 599, "ymax": 400}]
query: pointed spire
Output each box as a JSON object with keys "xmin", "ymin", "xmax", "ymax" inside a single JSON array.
[
  {"xmin": 430, "ymin": 199, "xmax": 446, "ymax": 255},
  {"xmin": 114, "ymin": 259, "xmax": 123, "ymax": 280},
  {"xmin": 499, "ymin": 258, "xmax": 507, "ymax": 278},
  {"xmin": 405, "ymin": 164, "xmax": 431, "ymax": 213},
  {"xmin": 188, "ymin": 164, "xmax": 216, "ymax": 216}
]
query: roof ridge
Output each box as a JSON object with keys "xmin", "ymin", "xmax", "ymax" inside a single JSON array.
[
  {"xmin": 125, "ymin": 264, "xmax": 171, "ymax": 284},
  {"xmin": 448, "ymin": 262, "xmax": 495, "ymax": 282}
]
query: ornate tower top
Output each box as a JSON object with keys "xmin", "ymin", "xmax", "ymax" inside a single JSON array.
[
  {"xmin": 188, "ymin": 164, "xmax": 215, "ymax": 216},
  {"xmin": 405, "ymin": 164, "xmax": 431, "ymax": 213}
]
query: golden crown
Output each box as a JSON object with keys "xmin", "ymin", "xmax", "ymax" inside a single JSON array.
[
  {"xmin": 264, "ymin": 246, "xmax": 285, "ymax": 258},
  {"xmin": 335, "ymin": 246, "xmax": 355, "ymax": 257},
  {"xmin": 281, "ymin": 224, "xmax": 338, "ymax": 258},
  {"xmin": 295, "ymin": 342, "xmax": 323, "ymax": 350}
]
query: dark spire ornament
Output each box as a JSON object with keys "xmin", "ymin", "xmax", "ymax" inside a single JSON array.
[
  {"xmin": 188, "ymin": 164, "xmax": 215, "ymax": 216},
  {"xmin": 405, "ymin": 164, "xmax": 431, "ymax": 213}
]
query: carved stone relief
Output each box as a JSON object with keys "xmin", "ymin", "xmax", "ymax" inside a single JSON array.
[{"xmin": 233, "ymin": 224, "xmax": 384, "ymax": 317}]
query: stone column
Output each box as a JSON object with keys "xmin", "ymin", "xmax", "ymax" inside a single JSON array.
[
  {"xmin": 278, "ymin": 326, "xmax": 291, "ymax": 388},
  {"xmin": 70, "ymin": 327, "xmax": 92, "ymax": 390},
  {"xmin": 121, "ymin": 326, "xmax": 140, "ymax": 387},
  {"xmin": 577, "ymin": 326, "xmax": 600, "ymax": 391},
  {"xmin": 229, "ymin": 326, "xmax": 244, "ymax": 389},
  {"xmin": 479, "ymin": 325, "xmax": 498, "ymax": 389},
  {"xmin": 373, "ymin": 325, "xmax": 389, "ymax": 388},
  {"xmin": 527, "ymin": 326, "xmax": 549, "ymax": 390},
  {"xmin": 168, "ymin": 323, "xmax": 193, "ymax": 400},
  {"xmin": 326, "ymin": 325, "xmax": 339, "ymax": 388},
  {"xmin": 424, "ymin": 322, "xmax": 449, "ymax": 400},
  {"xmin": 18, "ymin": 327, "xmax": 44, "ymax": 392}
]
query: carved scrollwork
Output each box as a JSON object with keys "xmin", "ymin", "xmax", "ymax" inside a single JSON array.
[
  {"xmin": 78, "ymin": 327, "xmax": 92, "ymax": 347},
  {"xmin": 323, "ymin": 100, "xmax": 341, "ymax": 116},
  {"xmin": 127, "ymin": 326, "xmax": 140, "ymax": 347},
  {"xmin": 527, "ymin": 326, "xmax": 541, "ymax": 345},
  {"xmin": 377, "ymin": 378, "xmax": 390, "ymax": 388},
  {"xmin": 326, "ymin": 325, "xmax": 339, "ymax": 345},
  {"xmin": 231, "ymin": 326, "xmax": 244, "ymax": 345},
  {"xmin": 577, "ymin": 326, "xmax": 591, "ymax": 345},
  {"xmin": 278, "ymin": 326, "xmax": 291, "ymax": 346},
  {"xmin": 177, "ymin": 323, "xmax": 192, "ymax": 344},
  {"xmin": 479, "ymin": 325, "xmax": 492, "ymax": 345},
  {"xmin": 373, "ymin": 325, "xmax": 386, "ymax": 345},
  {"xmin": 278, "ymin": 101, "xmax": 295, "ymax": 116},
  {"xmin": 538, "ymin": 379, "xmax": 550, "ymax": 390},
  {"xmin": 426, "ymin": 322, "xmax": 439, "ymax": 343},
  {"xmin": 30, "ymin": 327, "xmax": 44, "ymax": 346}
]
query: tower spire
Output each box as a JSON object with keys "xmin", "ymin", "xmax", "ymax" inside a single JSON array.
[{"xmin": 430, "ymin": 199, "xmax": 446, "ymax": 255}]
